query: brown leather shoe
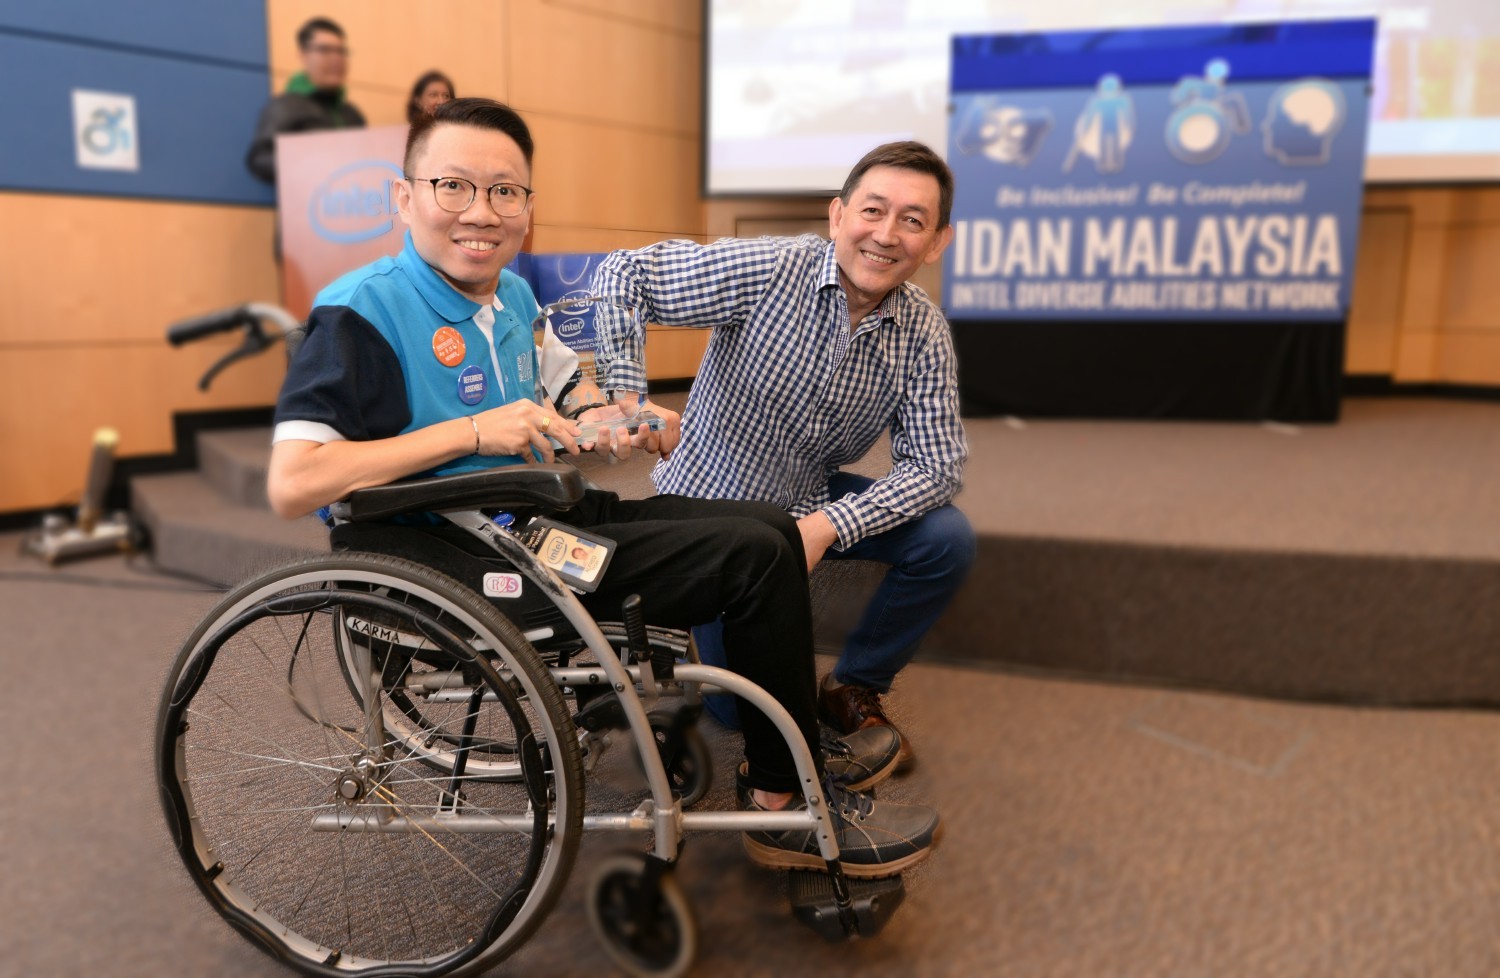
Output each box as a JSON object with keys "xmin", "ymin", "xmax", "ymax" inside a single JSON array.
[{"xmin": 817, "ymin": 674, "xmax": 915, "ymax": 771}]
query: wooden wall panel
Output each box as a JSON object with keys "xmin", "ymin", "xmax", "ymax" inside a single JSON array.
[
  {"xmin": 644, "ymin": 327, "xmax": 709, "ymax": 380},
  {"xmin": 529, "ymin": 226, "xmax": 705, "ymax": 253},
  {"xmin": 1394, "ymin": 330, "xmax": 1439, "ymax": 381},
  {"xmin": 545, "ymin": 0, "xmax": 700, "ymax": 35},
  {"xmin": 529, "ymin": 118, "xmax": 700, "ymax": 233},
  {"xmin": 0, "ymin": 192, "xmax": 281, "ymax": 512},
  {"xmin": 267, "ymin": 0, "xmax": 510, "ymax": 109},
  {"xmin": 706, "ymin": 197, "xmax": 825, "ymax": 239},
  {"xmin": 1440, "ymin": 224, "xmax": 1500, "ymax": 332},
  {"xmin": 1344, "ymin": 209, "xmax": 1410, "ymax": 375},
  {"xmin": 0, "ymin": 343, "xmax": 285, "ymax": 511},
  {"xmin": 509, "ymin": 1, "xmax": 699, "ymax": 135},
  {"xmin": 0, "ymin": 195, "xmax": 279, "ymax": 345},
  {"xmin": 1433, "ymin": 333, "xmax": 1500, "ymax": 385}
]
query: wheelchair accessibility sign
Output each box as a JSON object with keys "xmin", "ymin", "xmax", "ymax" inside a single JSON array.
[{"xmin": 73, "ymin": 89, "xmax": 139, "ymax": 172}]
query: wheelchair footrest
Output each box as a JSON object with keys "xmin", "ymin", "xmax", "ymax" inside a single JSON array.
[{"xmin": 788, "ymin": 870, "xmax": 905, "ymax": 941}]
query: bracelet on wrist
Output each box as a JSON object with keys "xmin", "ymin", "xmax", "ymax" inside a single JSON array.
[
  {"xmin": 467, "ymin": 415, "xmax": 481, "ymax": 455},
  {"xmin": 565, "ymin": 401, "xmax": 607, "ymax": 421}
]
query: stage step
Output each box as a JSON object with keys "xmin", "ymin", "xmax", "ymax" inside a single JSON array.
[
  {"xmin": 131, "ymin": 471, "xmax": 326, "ymax": 587},
  {"xmin": 196, "ymin": 427, "xmax": 276, "ymax": 510}
]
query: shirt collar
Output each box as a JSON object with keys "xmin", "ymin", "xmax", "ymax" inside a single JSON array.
[
  {"xmin": 816, "ymin": 238, "xmax": 901, "ymax": 323},
  {"xmin": 395, "ymin": 231, "xmax": 484, "ymax": 324}
]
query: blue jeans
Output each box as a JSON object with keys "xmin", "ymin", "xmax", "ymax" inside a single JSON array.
[{"xmin": 696, "ymin": 472, "xmax": 976, "ymax": 730}]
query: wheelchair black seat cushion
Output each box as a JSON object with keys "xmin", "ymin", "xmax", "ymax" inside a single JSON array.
[{"xmin": 331, "ymin": 464, "xmax": 585, "ymax": 523}]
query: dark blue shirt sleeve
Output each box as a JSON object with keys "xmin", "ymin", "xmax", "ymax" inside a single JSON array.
[{"xmin": 273, "ymin": 305, "xmax": 411, "ymax": 441}]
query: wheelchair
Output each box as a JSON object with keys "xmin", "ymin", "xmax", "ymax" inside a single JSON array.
[{"xmin": 154, "ymin": 462, "xmax": 909, "ymax": 978}]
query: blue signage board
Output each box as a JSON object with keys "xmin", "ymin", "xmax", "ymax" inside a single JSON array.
[
  {"xmin": 944, "ymin": 20, "xmax": 1375, "ymax": 322},
  {"xmin": 0, "ymin": 4, "xmax": 273, "ymax": 206},
  {"xmin": 530, "ymin": 253, "xmax": 608, "ymax": 352}
]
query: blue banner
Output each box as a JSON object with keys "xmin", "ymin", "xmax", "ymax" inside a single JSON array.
[
  {"xmin": 943, "ymin": 20, "xmax": 1375, "ymax": 322},
  {"xmin": 526, "ymin": 253, "xmax": 607, "ymax": 352}
]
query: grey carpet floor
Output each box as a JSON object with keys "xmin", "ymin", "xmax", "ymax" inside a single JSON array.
[{"xmin": 5, "ymin": 533, "xmax": 1500, "ymax": 977}]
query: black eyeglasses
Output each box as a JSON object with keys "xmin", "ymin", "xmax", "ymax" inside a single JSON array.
[{"xmin": 409, "ymin": 176, "xmax": 533, "ymax": 217}]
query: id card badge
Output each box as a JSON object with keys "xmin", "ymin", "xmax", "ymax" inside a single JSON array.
[{"xmin": 519, "ymin": 517, "xmax": 616, "ymax": 593}]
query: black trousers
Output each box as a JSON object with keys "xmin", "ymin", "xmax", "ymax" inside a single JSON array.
[{"xmin": 335, "ymin": 490, "xmax": 819, "ymax": 793}]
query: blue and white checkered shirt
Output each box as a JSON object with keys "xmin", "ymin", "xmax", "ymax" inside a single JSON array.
[{"xmin": 593, "ymin": 234, "xmax": 967, "ymax": 549}]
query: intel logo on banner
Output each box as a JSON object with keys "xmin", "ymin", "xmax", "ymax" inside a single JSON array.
[{"xmin": 309, "ymin": 160, "xmax": 404, "ymax": 244}]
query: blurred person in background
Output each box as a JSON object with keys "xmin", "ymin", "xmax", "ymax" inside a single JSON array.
[
  {"xmin": 592, "ymin": 141, "xmax": 975, "ymax": 772},
  {"xmin": 246, "ymin": 16, "xmax": 366, "ymax": 185},
  {"xmin": 407, "ymin": 71, "xmax": 455, "ymax": 125}
]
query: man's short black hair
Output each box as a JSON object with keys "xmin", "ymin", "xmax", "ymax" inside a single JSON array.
[
  {"xmin": 404, "ymin": 98, "xmax": 534, "ymax": 175},
  {"xmin": 839, "ymin": 141, "xmax": 954, "ymax": 230},
  {"xmin": 296, "ymin": 17, "xmax": 345, "ymax": 50}
]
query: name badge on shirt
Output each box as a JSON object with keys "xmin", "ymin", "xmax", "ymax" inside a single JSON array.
[
  {"xmin": 432, "ymin": 326, "xmax": 466, "ymax": 367},
  {"xmin": 457, "ymin": 364, "xmax": 487, "ymax": 405}
]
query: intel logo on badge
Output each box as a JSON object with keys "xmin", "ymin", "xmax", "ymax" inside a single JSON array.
[{"xmin": 309, "ymin": 160, "xmax": 404, "ymax": 244}]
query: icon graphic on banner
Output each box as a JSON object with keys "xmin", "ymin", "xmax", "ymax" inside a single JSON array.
[
  {"xmin": 1064, "ymin": 75, "xmax": 1134, "ymax": 173},
  {"xmin": 1262, "ymin": 79, "xmax": 1346, "ymax": 166},
  {"xmin": 955, "ymin": 99, "xmax": 1052, "ymax": 166},
  {"xmin": 1164, "ymin": 59, "xmax": 1252, "ymax": 165},
  {"xmin": 72, "ymin": 90, "xmax": 140, "ymax": 172}
]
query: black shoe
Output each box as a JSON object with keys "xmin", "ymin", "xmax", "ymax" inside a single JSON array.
[
  {"xmin": 736, "ymin": 767, "xmax": 939, "ymax": 878},
  {"xmin": 821, "ymin": 724, "xmax": 900, "ymax": 792}
]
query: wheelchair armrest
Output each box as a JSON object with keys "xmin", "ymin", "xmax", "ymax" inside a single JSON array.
[{"xmin": 330, "ymin": 464, "xmax": 586, "ymax": 523}]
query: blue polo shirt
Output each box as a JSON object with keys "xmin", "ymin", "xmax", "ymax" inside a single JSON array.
[{"xmin": 274, "ymin": 231, "xmax": 541, "ymax": 479}]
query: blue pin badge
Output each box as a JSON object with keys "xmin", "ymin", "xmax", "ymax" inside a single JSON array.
[{"xmin": 457, "ymin": 364, "xmax": 487, "ymax": 405}]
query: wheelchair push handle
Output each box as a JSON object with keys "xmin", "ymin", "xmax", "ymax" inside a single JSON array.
[
  {"xmin": 165, "ymin": 302, "xmax": 302, "ymax": 391},
  {"xmin": 167, "ymin": 305, "xmax": 256, "ymax": 346}
]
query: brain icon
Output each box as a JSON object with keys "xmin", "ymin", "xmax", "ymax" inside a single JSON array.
[{"xmin": 1281, "ymin": 86, "xmax": 1339, "ymax": 135}]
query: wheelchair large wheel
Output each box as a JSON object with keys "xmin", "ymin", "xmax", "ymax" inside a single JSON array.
[{"xmin": 156, "ymin": 553, "xmax": 584, "ymax": 978}]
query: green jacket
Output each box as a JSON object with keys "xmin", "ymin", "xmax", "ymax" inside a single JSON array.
[{"xmin": 245, "ymin": 72, "xmax": 367, "ymax": 184}]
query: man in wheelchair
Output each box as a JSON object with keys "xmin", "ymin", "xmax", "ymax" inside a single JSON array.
[{"xmin": 265, "ymin": 97, "xmax": 940, "ymax": 877}]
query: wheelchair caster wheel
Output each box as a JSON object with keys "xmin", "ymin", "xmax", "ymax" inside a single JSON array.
[
  {"xmin": 587, "ymin": 850, "xmax": 697, "ymax": 978},
  {"xmin": 637, "ymin": 710, "xmax": 713, "ymax": 808}
]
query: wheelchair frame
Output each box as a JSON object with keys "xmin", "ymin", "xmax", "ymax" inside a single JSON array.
[{"xmin": 155, "ymin": 464, "xmax": 890, "ymax": 978}]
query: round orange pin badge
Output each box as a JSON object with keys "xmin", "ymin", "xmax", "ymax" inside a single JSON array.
[{"xmin": 432, "ymin": 326, "xmax": 466, "ymax": 367}]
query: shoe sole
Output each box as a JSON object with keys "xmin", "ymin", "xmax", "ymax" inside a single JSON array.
[
  {"xmin": 894, "ymin": 740, "xmax": 917, "ymax": 773},
  {"xmin": 742, "ymin": 836, "xmax": 933, "ymax": 878}
]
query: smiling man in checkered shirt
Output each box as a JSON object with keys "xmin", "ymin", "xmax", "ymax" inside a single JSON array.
[{"xmin": 592, "ymin": 141, "xmax": 977, "ymax": 769}]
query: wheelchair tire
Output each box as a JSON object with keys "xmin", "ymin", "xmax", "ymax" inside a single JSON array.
[
  {"xmin": 587, "ymin": 850, "xmax": 698, "ymax": 978},
  {"xmin": 155, "ymin": 553, "xmax": 584, "ymax": 978}
]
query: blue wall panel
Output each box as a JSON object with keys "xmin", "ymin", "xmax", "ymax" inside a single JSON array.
[
  {"xmin": 0, "ymin": 2, "xmax": 273, "ymax": 206},
  {"xmin": 0, "ymin": 1, "xmax": 267, "ymax": 68}
]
